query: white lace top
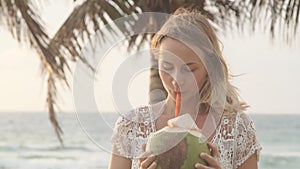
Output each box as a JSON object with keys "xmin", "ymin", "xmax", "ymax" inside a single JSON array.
[{"xmin": 111, "ymin": 106, "xmax": 262, "ymax": 169}]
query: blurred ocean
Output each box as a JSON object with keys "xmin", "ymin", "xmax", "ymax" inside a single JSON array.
[{"xmin": 0, "ymin": 112, "xmax": 299, "ymax": 169}]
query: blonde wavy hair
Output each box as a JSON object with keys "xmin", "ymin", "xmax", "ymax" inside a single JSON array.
[{"xmin": 151, "ymin": 6, "xmax": 248, "ymax": 114}]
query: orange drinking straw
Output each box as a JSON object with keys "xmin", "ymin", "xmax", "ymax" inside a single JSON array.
[{"xmin": 175, "ymin": 92, "xmax": 181, "ymax": 117}]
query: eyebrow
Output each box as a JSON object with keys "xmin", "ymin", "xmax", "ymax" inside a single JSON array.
[
  {"xmin": 162, "ymin": 61, "xmax": 198, "ymax": 66},
  {"xmin": 162, "ymin": 61, "xmax": 172, "ymax": 64},
  {"xmin": 186, "ymin": 62, "xmax": 198, "ymax": 66}
]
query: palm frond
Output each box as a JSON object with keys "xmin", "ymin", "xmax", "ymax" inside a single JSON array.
[
  {"xmin": 0, "ymin": 0, "xmax": 64, "ymax": 145},
  {"xmin": 47, "ymin": 73, "xmax": 64, "ymax": 145},
  {"xmin": 207, "ymin": 0, "xmax": 300, "ymax": 42},
  {"xmin": 56, "ymin": 0, "xmax": 299, "ymax": 61},
  {"xmin": 48, "ymin": 0, "xmax": 139, "ymax": 71},
  {"xmin": 131, "ymin": 0, "xmax": 300, "ymax": 48}
]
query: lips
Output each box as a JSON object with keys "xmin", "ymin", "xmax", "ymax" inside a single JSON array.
[{"xmin": 172, "ymin": 90, "xmax": 185, "ymax": 95}]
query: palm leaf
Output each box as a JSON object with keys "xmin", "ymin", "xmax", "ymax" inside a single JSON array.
[
  {"xmin": 0, "ymin": 0, "xmax": 65, "ymax": 145},
  {"xmin": 48, "ymin": 0, "xmax": 139, "ymax": 70}
]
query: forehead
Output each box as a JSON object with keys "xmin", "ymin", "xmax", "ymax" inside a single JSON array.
[{"xmin": 158, "ymin": 37, "xmax": 202, "ymax": 64}]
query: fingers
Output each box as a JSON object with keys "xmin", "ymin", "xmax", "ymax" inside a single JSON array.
[
  {"xmin": 148, "ymin": 160, "xmax": 157, "ymax": 169},
  {"xmin": 200, "ymin": 153, "xmax": 219, "ymax": 168},
  {"xmin": 139, "ymin": 151, "xmax": 152, "ymax": 162},
  {"xmin": 139, "ymin": 154, "xmax": 156, "ymax": 169},
  {"xmin": 195, "ymin": 143, "xmax": 221, "ymax": 169},
  {"xmin": 139, "ymin": 144, "xmax": 156, "ymax": 169},
  {"xmin": 139, "ymin": 144, "xmax": 149, "ymax": 164},
  {"xmin": 207, "ymin": 142, "xmax": 220, "ymax": 158}
]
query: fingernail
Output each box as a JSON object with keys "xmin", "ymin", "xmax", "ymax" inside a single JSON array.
[
  {"xmin": 195, "ymin": 163, "xmax": 200, "ymax": 168},
  {"xmin": 200, "ymin": 153, "xmax": 205, "ymax": 157}
]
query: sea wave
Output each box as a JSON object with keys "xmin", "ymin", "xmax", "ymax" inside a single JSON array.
[
  {"xmin": 19, "ymin": 155, "xmax": 77, "ymax": 160},
  {"xmin": 263, "ymin": 151, "xmax": 300, "ymax": 158},
  {"xmin": 0, "ymin": 145, "xmax": 95, "ymax": 152}
]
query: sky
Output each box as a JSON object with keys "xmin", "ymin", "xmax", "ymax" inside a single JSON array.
[{"xmin": 0, "ymin": 1, "xmax": 299, "ymax": 114}]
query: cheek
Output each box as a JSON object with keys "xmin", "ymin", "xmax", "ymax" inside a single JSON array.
[
  {"xmin": 195, "ymin": 67, "xmax": 207, "ymax": 87},
  {"xmin": 197, "ymin": 78, "xmax": 206, "ymax": 90},
  {"xmin": 196, "ymin": 74, "xmax": 207, "ymax": 90},
  {"xmin": 187, "ymin": 72, "xmax": 207, "ymax": 91},
  {"xmin": 159, "ymin": 71, "xmax": 172, "ymax": 88}
]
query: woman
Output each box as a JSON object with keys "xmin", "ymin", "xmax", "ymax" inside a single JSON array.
[{"xmin": 109, "ymin": 6, "xmax": 261, "ymax": 169}]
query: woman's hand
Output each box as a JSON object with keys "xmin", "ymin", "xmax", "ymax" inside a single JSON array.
[
  {"xmin": 195, "ymin": 142, "xmax": 221, "ymax": 169},
  {"xmin": 138, "ymin": 144, "xmax": 157, "ymax": 169}
]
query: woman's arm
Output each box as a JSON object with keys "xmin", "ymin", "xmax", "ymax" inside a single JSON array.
[
  {"xmin": 237, "ymin": 152, "xmax": 258, "ymax": 169},
  {"xmin": 108, "ymin": 146, "xmax": 132, "ymax": 169}
]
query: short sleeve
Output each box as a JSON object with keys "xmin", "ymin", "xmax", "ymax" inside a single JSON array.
[
  {"xmin": 234, "ymin": 112, "xmax": 262, "ymax": 168},
  {"xmin": 110, "ymin": 106, "xmax": 155, "ymax": 160},
  {"xmin": 111, "ymin": 110, "xmax": 137, "ymax": 158}
]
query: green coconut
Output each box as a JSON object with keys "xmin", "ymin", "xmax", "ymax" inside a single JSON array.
[{"xmin": 146, "ymin": 114, "xmax": 211, "ymax": 169}]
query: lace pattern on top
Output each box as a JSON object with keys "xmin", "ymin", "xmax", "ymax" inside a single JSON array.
[
  {"xmin": 111, "ymin": 106, "xmax": 262, "ymax": 169},
  {"xmin": 211, "ymin": 112, "xmax": 262, "ymax": 168},
  {"xmin": 233, "ymin": 112, "xmax": 262, "ymax": 168},
  {"xmin": 111, "ymin": 106, "xmax": 155, "ymax": 168}
]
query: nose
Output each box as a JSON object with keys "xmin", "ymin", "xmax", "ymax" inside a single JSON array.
[
  {"xmin": 171, "ymin": 80, "xmax": 178, "ymax": 91},
  {"xmin": 171, "ymin": 72, "xmax": 184, "ymax": 91}
]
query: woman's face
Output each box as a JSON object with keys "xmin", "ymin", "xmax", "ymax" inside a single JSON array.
[{"xmin": 157, "ymin": 37, "xmax": 207, "ymax": 101}]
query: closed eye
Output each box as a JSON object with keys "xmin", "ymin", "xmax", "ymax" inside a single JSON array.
[
  {"xmin": 183, "ymin": 66, "xmax": 198, "ymax": 72},
  {"xmin": 183, "ymin": 63, "xmax": 198, "ymax": 72},
  {"xmin": 161, "ymin": 61, "xmax": 173, "ymax": 70},
  {"xmin": 183, "ymin": 67, "xmax": 195, "ymax": 72}
]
